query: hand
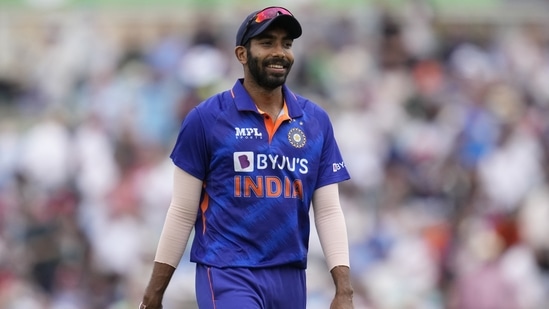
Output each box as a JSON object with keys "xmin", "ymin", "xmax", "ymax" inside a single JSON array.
[
  {"xmin": 140, "ymin": 290, "xmax": 164, "ymax": 309},
  {"xmin": 329, "ymin": 265, "xmax": 354, "ymax": 309},
  {"xmin": 139, "ymin": 302, "xmax": 162, "ymax": 309},
  {"xmin": 330, "ymin": 293, "xmax": 354, "ymax": 309},
  {"xmin": 140, "ymin": 262, "xmax": 175, "ymax": 309}
]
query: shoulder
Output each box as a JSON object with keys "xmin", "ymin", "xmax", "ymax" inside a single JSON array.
[
  {"xmin": 195, "ymin": 90, "xmax": 232, "ymax": 113},
  {"xmin": 188, "ymin": 90, "xmax": 233, "ymax": 121},
  {"xmin": 284, "ymin": 84, "xmax": 331, "ymax": 121},
  {"xmin": 293, "ymin": 92, "xmax": 332, "ymax": 122}
]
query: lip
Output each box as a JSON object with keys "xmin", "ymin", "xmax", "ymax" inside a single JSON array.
[{"xmin": 266, "ymin": 63, "xmax": 287, "ymax": 74}]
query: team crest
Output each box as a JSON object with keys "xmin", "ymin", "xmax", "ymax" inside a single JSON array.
[{"xmin": 288, "ymin": 128, "xmax": 306, "ymax": 148}]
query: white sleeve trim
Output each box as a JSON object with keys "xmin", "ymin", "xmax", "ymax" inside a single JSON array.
[
  {"xmin": 312, "ymin": 183, "xmax": 350, "ymax": 270},
  {"xmin": 154, "ymin": 166, "xmax": 202, "ymax": 268}
]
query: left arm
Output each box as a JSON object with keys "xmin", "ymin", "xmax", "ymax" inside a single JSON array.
[{"xmin": 312, "ymin": 184, "xmax": 354, "ymax": 309}]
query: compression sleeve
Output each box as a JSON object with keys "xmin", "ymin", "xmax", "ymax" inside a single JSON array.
[
  {"xmin": 312, "ymin": 183, "xmax": 350, "ymax": 270},
  {"xmin": 154, "ymin": 166, "xmax": 203, "ymax": 267}
]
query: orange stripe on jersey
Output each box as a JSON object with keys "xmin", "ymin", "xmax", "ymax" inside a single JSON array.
[
  {"xmin": 207, "ymin": 267, "xmax": 217, "ymax": 309},
  {"xmin": 200, "ymin": 191, "xmax": 210, "ymax": 235},
  {"xmin": 259, "ymin": 102, "xmax": 291, "ymax": 143}
]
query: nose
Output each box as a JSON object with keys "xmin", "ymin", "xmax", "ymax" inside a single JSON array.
[{"xmin": 271, "ymin": 42, "xmax": 286, "ymax": 58}]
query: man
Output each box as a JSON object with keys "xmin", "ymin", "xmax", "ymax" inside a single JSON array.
[{"xmin": 139, "ymin": 6, "xmax": 354, "ymax": 309}]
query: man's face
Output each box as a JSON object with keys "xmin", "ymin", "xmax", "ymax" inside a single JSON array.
[{"xmin": 246, "ymin": 27, "xmax": 295, "ymax": 90}]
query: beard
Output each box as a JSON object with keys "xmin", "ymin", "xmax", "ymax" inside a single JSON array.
[{"xmin": 247, "ymin": 49, "xmax": 292, "ymax": 90}]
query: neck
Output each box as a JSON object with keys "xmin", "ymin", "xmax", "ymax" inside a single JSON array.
[{"xmin": 243, "ymin": 78, "xmax": 284, "ymax": 117}]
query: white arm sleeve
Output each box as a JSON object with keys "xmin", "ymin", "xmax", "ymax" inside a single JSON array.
[
  {"xmin": 312, "ymin": 183, "xmax": 350, "ymax": 270},
  {"xmin": 154, "ymin": 166, "xmax": 203, "ymax": 268}
]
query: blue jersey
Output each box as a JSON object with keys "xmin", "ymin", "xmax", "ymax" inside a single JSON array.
[{"xmin": 170, "ymin": 79, "xmax": 350, "ymax": 269}]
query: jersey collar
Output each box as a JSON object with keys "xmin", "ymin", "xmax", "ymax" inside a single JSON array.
[{"xmin": 230, "ymin": 79, "xmax": 304, "ymax": 119}]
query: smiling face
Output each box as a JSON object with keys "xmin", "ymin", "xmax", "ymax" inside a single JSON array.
[{"xmin": 239, "ymin": 26, "xmax": 295, "ymax": 90}]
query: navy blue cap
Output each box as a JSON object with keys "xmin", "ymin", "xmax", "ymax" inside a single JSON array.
[{"xmin": 235, "ymin": 6, "xmax": 302, "ymax": 47}]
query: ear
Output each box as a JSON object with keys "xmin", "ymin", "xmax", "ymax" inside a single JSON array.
[{"xmin": 235, "ymin": 46, "xmax": 247, "ymax": 64}]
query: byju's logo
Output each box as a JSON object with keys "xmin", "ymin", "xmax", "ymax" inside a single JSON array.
[
  {"xmin": 234, "ymin": 152, "xmax": 254, "ymax": 172},
  {"xmin": 235, "ymin": 127, "xmax": 263, "ymax": 139},
  {"xmin": 333, "ymin": 162, "xmax": 346, "ymax": 172}
]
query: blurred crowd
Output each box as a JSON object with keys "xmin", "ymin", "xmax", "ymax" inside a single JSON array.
[{"xmin": 1, "ymin": 1, "xmax": 549, "ymax": 308}]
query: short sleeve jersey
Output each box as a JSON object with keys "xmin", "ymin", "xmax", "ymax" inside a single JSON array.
[{"xmin": 170, "ymin": 79, "xmax": 350, "ymax": 269}]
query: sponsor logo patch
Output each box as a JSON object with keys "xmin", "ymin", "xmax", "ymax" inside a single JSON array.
[
  {"xmin": 333, "ymin": 162, "xmax": 345, "ymax": 172},
  {"xmin": 235, "ymin": 127, "xmax": 263, "ymax": 139},
  {"xmin": 234, "ymin": 152, "xmax": 254, "ymax": 172}
]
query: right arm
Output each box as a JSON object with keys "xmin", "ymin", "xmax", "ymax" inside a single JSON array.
[
  {"xmin": 312, "ymin": 184, "xmax": 354, "ymax": 308},
  {"xmin": 140, "ymin": 166, "xmax": 203, "ymax": 309}
]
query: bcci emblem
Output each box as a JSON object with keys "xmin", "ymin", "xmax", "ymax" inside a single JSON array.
[{"xmin": 288, "ymin": 128, "xmax": 306, "ymax": 148}]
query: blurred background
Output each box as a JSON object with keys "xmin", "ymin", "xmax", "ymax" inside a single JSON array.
[{"xmin": 1, "ymin": 0, "xmax": 549, "ymax": 308}]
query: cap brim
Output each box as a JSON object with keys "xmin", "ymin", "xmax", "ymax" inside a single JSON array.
[{"xmin": 247, "ymin": 15, "xmax": 302, "ymax": 43}]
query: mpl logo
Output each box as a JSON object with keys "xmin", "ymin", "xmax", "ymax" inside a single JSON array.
[
  {"xmin": 234, "ymin": 152, "xmax": 254, "ymax": 172},
  {"xmin": 235, "ymin": 127, "xmax": 263, "ymax": 139}
]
